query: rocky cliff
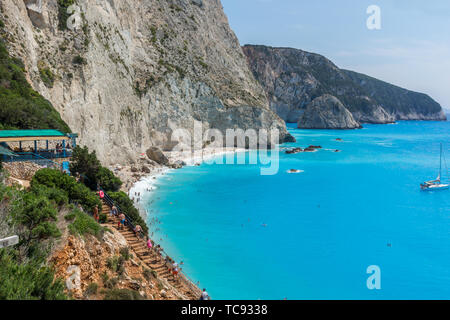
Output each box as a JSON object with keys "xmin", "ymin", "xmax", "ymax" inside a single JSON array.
[
  {"xmin": 0, "ymin": 0, "xmax": 289, "ymax": 165},
  {"xmin": 298, "ymin": 94, "xmax": 361, "ymax": 129},
  {"xmin": 243, "ymin": 45, "xmax": 446, "ymax": 127}
]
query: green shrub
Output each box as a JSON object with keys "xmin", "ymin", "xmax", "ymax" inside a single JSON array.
[
  {"xmin": 119, "ymin": 247, "xmax": 131, "ymax": 261},
  {"xmin": 99, "ymin": 212, "xmax": 107, "ymax": 224},
  {"xmin": 97, "ymin": 167, "xmax": 122, "ymax": 192},
  {"xmin": 104, "ymin": 277, "xmax": 118, "ymax": 289},
  {"xmin": 101, "ymin": 271, "xmax": 109, "ymax": 283},
  {"xmin": 38, "ymin": 64, "xmax": 55, "ymax": 88},
  {"xmin": 0, "ymin": 250, "xmax": 67, "ymax": 300},
  {"xmin": 11, "ymin": 192, "xmax": 61, "ymax": 249},
  {"xmin": 0, "ymin": 39, "xmax": 70, "ymax": 132},
  {"xmin": 69, "ymin": 183, "xmax": 101, "ymax": 212},
  {"xmin": 72, "ymin": 55, "xmax": 86, "ymax": 65},
  {"xmin": 64, "ymin": 212, "xmax": 76, "ymax": 221},
  {"xmin": 68, "ymin": 209, "xmax": 104, "ymax": 238},
  {"xmin": 30, "ymin": 184, "xmax": 68, "ymax": 207},
  {"xmin": 31, "ymin": 168, "xmax": 101, "ymax": 212},
  {"xmin": 84, "ymin": 282, "xmax": 98, "ymax": 296},
  {"xmin": 69, "ymin": 146, "xmax": 122, "ymax": 192},
  {"xmin": 106, "ymin": 255, "xmax": 125, "ymax": 274},
  {"xmin": 103, "ymin": 288, "xmax": 145, "ymax": 300}
]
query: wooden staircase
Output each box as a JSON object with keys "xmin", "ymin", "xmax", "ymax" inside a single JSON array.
[{"xmin": 100, "ymin": 199, "xmax": 199, "ymax": 300}]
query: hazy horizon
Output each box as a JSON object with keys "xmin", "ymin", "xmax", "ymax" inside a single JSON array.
[{"xmin": 223, "ymin": 0, "xmax": 450, "ymax": 112}]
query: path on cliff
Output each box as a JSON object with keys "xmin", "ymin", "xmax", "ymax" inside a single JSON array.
[{"xmin": 101, "ymin": 200, "xmax": 199, "ymax": 300}]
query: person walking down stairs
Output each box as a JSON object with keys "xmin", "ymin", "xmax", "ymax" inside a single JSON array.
[{"xmin": 118, "ymin": 213, "xmax": 126, "ymax": 230}]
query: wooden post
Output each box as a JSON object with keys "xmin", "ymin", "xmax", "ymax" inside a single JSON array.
[
  {"xmin": 34, "ymin": 140, "xmax": 37, "ymax": 153},
  {"xmin": 62, "ymin": 140, "xmax": 66, "ymax": 158}
]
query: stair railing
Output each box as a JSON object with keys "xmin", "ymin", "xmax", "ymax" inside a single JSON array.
[{"xmin": 99, "ymin": 188, "xmax": 201, "ymax": 297}]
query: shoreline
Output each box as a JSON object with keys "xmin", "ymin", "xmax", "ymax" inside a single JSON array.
[
  {"xmin": 127, "ymin": 147, "xmax": 248, "ymax": 220},
  {"xmin": 125, "ymin": 147, "xmax": 248, "ymax": 195},
  {"xmin": 120, "ymin": 147, "xmax": 248, "ymax": 293}
]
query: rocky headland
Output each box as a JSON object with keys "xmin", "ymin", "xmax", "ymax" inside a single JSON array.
[{"xmin": 242, "ymin": 45, "xmax": 446, "ymax": 128}]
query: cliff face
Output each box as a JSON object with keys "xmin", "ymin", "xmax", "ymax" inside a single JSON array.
[
  {"xmin": 51, "ymin": 233, "xmax": 195, "ymax": 300},
  {"xmin": 298, "ymin": 94, "xmax": 361, "ymax": 129},
  {"xmin": 243, "ymin": 45, "xmax": 446, "ymax": 126},
  {"xmin": 342, "ymin": 70, "xmax": 446, "ymax": 121},
  {"xmin": 0, "ymin": 0, "xmax": 289, "ymax": 165}
]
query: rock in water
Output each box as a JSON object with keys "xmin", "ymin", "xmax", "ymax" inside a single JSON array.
[
  {"xmin": 146, "ymin": 147, "xmax": 170, "ymax": 166},
  {"xmin": 298, "ymin": 95, "xmax": 362, "ymax": 129}
]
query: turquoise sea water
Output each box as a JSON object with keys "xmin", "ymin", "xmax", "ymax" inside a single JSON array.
[{"xmin": 143, "ymin": 121, "xmax": 450, "ymax": 300}]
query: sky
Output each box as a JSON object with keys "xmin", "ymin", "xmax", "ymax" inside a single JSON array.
[{"xmin": 222, "ymin": 0, "xmax": 450, "ymax": 111}]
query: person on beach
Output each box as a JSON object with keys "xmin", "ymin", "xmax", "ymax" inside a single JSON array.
[
  {"xmin": 118, "ymin": 213, "xmax": 126, "ymax": 230},
  {"xmin": 199, "ymin": 289, "xmax": 210, "ymax": 300}
]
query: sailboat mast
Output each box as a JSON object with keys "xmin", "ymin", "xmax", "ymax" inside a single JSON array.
[{"xmin": 440, "ymin": 143, "xmax": 442, "ymax": 181}]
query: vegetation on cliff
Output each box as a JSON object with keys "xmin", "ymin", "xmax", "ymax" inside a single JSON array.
[
  {"xmin": 31, "ymin": 168, "xmax": 101, "ymax": 213},
  {"xmin": 0, "ymin": 180, "xmax": 66, "ymax": 299},
  {"xmin": 69, "ymin": 146, "xmax": 148, "ymax": 233},
  {"xmin": 0, "ymin": 35, "xmax": 70, "ymax": 132},
  {"xmin": 69, "ymin": 146, "xmax": 122, "ymax": 192},
  {"xmin": 0, "ymin": 163, "xmax": 111, "ymax": 299}
]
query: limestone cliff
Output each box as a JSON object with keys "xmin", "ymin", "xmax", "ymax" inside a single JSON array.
[
  {"xmin": 298, "ymin": 94, "xmax": 361, "ymax": 129},
  {"xmin": 243, "ymin": 45, "xmax": 446, "ymax": 126},
  {"xmin": 0, "ymin": 0, "xmax": 289, "ymax": 165}
]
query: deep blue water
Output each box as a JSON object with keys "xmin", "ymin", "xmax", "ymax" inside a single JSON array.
[{"xmin": 143, "ymin": 121, "xmax": 450, "ymax": 300}]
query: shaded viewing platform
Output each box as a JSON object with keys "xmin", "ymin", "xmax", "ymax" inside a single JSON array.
[{"xmin": 0, "ymin": 129, "xmax": 78, "ymax": 168}]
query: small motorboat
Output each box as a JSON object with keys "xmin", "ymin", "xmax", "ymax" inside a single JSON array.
[{"xmin": 421, "ymin": 143, "xmax": 449, "ymax": 191}]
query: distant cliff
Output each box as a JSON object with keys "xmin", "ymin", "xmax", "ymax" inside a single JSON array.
[
  {"xmin": 243, "ymin": 45, "xmax": 446, "ymax": 128},
  {"xmin": 0, "ymin": 1, "xmax": 290, "ymax": 165}
]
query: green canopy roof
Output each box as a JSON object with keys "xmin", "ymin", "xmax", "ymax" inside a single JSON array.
[
  {"xmin": 0, "ymin": 130, "xmax": 65, "ymax": 138},
  {"xmin": 0, "ymin": 146, "xmax": 17, "ymax": 156}
]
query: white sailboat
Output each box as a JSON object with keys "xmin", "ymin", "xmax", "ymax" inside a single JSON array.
[{"xmin": 421, "ymin": 143, "xmax": 449, "ymax": 191}]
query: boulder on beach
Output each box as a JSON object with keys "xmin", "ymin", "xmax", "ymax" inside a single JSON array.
[
  {"xmin": 146, "ymin": 147, "xmax": 170, "ymax": 165},
  {"xmin": 141, "ymin": 165, "xmax": 151, "ymax": 173},
  {"xmin": 170, "ymin": 160, "xmax": 186, "ymax": 169}
]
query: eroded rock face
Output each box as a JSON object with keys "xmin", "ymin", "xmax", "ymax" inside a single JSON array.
[
  {"xmin": 298, "ymin": 95, "xmax": 362, "ymax": 129},
  {"xmin": 23, "ymin": 0, "xmax": 46, "ymax": 28},
  {"xmin": 1, "ymin": 0, "xmax": 289, "ymax": 165},
  {"xmin": 50, "ymin": 230, "xmax": 191, "ymax": 300},
  {"xmin": 243, "ymin": 45, "xmax": 445, "ymax": 125}
]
